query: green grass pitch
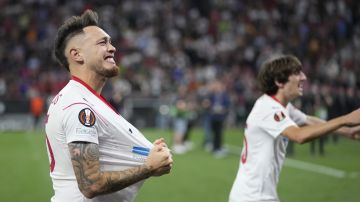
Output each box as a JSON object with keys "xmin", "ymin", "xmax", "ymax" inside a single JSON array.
[{"xmin": 0, "ymin": 128, "xmax": 359, "ymax": 202}]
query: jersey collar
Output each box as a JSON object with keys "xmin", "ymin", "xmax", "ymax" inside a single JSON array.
[
  {"xmin": 71, "ymin": 76, "xmax": 118, "ymax": 114},
  {"xmin": 268, "ymin": 94, "xmax": 287, "ymax": 108},
  {"xmin": 72, "ymin": 76, "xmax": 99, "ymax": 96}
]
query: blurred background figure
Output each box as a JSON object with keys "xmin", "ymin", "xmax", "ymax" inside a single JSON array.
[
  {"xmin": 171, "ymin": 85, "xmax": 190, "ymax": 154},
  {"xmin": 29, "ymin": 88, "xmax": 44, "ymax": 130},
  {"xmin": 310, "ymin": 93, "xmax": 329, "ymax": 156},
  {"xmin": 201, "ymin": 94, "xmax": 212, "ymax": 150},
  {"xmin": 208, "ymin": 80, "xmax": 230, "ymax": 158},
  {"xmin": 109, "ymin": 91, "xmax": 124, "ymax": 114},
  {"xmin": 181, "ymin": 92, "xmax": 198, "ymax": 152}
]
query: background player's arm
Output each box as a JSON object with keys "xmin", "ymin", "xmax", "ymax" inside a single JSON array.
[
  {"xmin": 68, "ymin": 142, "xmax": 172, "ymax": 199},
  {"xmin": 282, "ymin": 108, "xmax": 360, "ymax": 144}
]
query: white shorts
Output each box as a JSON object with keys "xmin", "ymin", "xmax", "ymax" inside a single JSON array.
[{"xmin": 173, "ymin": 118, "xmax": 187, "ymax": 135}]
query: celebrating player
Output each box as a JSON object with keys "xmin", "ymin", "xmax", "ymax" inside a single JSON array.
[
  {"xmin": 45, "ymin": 9, "xmax": 173, "ymax": 202},
  {"xmin": 229, "ymin": 55, "xmax": 360, "ymax": 202}
]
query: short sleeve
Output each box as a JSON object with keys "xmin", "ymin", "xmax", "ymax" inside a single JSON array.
[
  {"xmin": 287, "ymin": 103, "xmax": 307, "ymax": 126},
  {"xmin": 62, "ymin": 104, "xmax": 99, "ymax": 144},
  {"xmin": 258, "ymin": 109, "xmax": 297, "ymax": 139}
]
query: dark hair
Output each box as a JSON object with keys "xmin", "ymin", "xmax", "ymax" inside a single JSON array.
[
  {"xmin": 258, "ymin": 55, "xmax": 302, "ymax": 95},
  {"xmin": 53, "ymin": 9, "xmax": 99, "ymax": 71}
]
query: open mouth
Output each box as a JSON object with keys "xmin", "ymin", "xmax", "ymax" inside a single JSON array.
[
  {"xmin": 298, "ymin": 83, "xmax": 304, "ymax": 91},
  {"xmin": 104, "ymin": 55, "xmax": 115, "ymax": 64}
]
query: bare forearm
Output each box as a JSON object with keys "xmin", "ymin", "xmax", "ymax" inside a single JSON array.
[
  {"xmin": 69, "ymin": 142, "xmax": 152, "ymax": 198},
  {"xmin": 301, "ymin": 117, "xmax": 346, "ymax": 143},
  {"xmin": 293, "ymin": 108, "xmax": 360, "ymax": 141},
  {"xmin": 284, "ymin": 116, "xmax": 347, "ymax": 144},
  {"xmin": 305, "ymin": 115, "xmax": 325, "ymax": 125},
  {"xmin": 306, "ymin": 115, "xmax": 352, "ymax": 138},
  {"xmin": 95, "ymin": 165, "xmax": 151, "ymax": 196}
]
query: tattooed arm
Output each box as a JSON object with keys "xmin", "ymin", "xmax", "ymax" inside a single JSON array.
[{"xmin": 68, "ymin": 142, "xmax": 172, "ymax": 199}]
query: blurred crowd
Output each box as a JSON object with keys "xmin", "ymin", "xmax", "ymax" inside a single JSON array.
[{"xmin": 1, "ymin": 0, "xmax": 360, "ymax": 127}]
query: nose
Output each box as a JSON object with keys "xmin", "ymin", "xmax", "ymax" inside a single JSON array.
[
  {"xmin": 300, "ymin": 71, "xmax": 307, "ymax": 80},
  {"xmin": 108, "ymin": 43, "xmax": 116, "ymax": 53}
]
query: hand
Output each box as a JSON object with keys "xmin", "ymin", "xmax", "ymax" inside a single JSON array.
[
  {"xmin": 352, "ymin": 133, "xmax": 360, "ymax": 140},
  {"xmin": 152, "ymin": 163, "xmax": 173, "ymax": 176},
  {"xmin": 344, "ymin": 108, "xmax": 360, "ymax": 126},
  {"xmin": 154, "ymin": 137, "xmax": 173, "ymax": 162},
  {"xmin": 350, "ymin": 125, "xmax": 360, "ymax": 141},
  {"xmin": 153, "ymin": 138, "xmax": 169, "ymax": 148},
  {"xmin": 343, "ymin": 125, "xmax": 360, "ymax": 141},
  {"xmin": 145, "ymin": 145, "xmax": 173, "ymax": 176}
]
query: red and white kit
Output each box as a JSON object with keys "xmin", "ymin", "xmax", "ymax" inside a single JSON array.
[
  {"xmin": 45, "ymin": 76, "xmax": 153, "ymax": 202},
  {"xmin": 229, "ymin": 94, "xmax": 306, "ymax": 202}
]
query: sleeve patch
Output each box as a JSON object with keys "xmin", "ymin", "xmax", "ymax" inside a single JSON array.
[
  {"xmin": 78, "ymin": 108, "xmax": 96, "ymax": 127},
  {"xmin": 274, "ymin": 111, "xmax": 286, "ymax": 122}
]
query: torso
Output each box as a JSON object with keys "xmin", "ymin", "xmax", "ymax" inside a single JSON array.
[
  {"xmin": 45, "ymin": 77, "xmax": 152, "ymax": 202},
  {"xmin": 229, "ymin": 94, "xmax": 306, "ymax": 202}
]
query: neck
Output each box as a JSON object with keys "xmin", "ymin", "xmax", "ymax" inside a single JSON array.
[{"xmin": 71, "ymin": 72, "xmax": 107, "ymax": 94}]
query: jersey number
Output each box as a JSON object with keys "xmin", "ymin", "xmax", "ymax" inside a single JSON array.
[
  {"xmin": 46, "ymin": 135, "xmax": 55, "ymax": 172},
  {"xmin": 241, "ymin": 134, "xmax": 248, "ymax": 164}
]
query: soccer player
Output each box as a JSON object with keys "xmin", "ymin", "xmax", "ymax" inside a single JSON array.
[
  {"xmin": 229, "ymin": 55, "xmax": 360, "ymax": 202},
  {"xmin": 45, "ymin": 10, "xmax": 173, "ymax": 202}
]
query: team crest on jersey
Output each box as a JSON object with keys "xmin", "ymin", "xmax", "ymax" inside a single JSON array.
[
  {"xmin": 274, "ymin": 111, "xmax": 286, "ymax": 122},
  {"xmin": 78, "ymin": 108, "xmax": 96, "ymax": 127}
]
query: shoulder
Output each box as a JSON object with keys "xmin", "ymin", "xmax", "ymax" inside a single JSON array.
[
  {"xmin": 286, "ymin": 102, "xmax": 306, "ymax": 115},
  {"xmin": 286, "ymin": 102, "xmax": 302, "ymax": 112},
  {"xmin": 247, "ymin": 95, "xmax": 284, "ymax": 121},
  {"xmin": 48, "ymin": 81, "xmax": 88, "ymax": 113},
  {"xmin": 286, "ymin": 102, "xmax": 307, "ymax": 125},
  {"xmin": 254, "ymin": 95, "xmax": 281, "ymax": 112}
]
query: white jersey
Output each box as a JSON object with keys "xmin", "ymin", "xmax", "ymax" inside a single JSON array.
[
  {"xmin": 45, "ymin": 76, "xmax": 153, "ymax": 202},
  {"xmin": 229, "ymin": 94, "xmax": 307, "ymax": 202}
]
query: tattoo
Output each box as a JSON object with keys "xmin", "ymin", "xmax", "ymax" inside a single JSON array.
[
  {"xmin": 68, "ymin": 142, "xmax": 152, "ymax": 198},
  {"xmin": 68, "ymin": 142, "xmax": 100, "ymax": 195}
]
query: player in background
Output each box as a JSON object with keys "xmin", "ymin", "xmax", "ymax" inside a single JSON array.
[
  {"xmin": 229, "ymin": 55, "xmax": 360, "ymax": 202},
  {"xmin": 45, "ymin": 9, "xmax": 173, "ymax": 202}
]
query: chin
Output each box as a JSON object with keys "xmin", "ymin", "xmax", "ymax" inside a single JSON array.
[
  {"xmin": 99, "ymin": 66, "xmax": 119, "ymax": 78},
  {"xmin": 107, "ymin": 68, "xmax": 119, "ymax": 77}
]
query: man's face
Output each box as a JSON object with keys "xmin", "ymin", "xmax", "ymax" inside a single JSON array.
[
  {"xmin": 81, "ymin": 26, "xmax": 118, "ymax": 77},
  {"xmin": 282, "ymin": 71, "xmax": 307, "ymax": 99}
]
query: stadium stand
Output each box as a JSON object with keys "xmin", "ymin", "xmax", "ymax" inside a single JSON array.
[{"xmin": 0, "ymin": 0, "xmax": 359, "ymax": 129}]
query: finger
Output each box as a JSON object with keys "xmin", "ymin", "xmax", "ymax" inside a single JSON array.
[
  {"xmin": 158, "ymin": 145, "xmax": 170, "ymax": 152},
  {"xmin": 153, "ymin": 145, "xmax": 163, "ymax": 152},
  {"xmin": 153, "ymin": 138, "xmax": 165, "ymax": 145},
  {"xmin": 158, "ymin": 167, "xmax": 171, "ymax": 175},
  {"xmin": 161, "ymin": 142, "xmax": 168, "ymax": 148},
  {"xmin": 167, "ymin": 156, "xmax": 174, "ymax": 164},
  {"xmin": 162, "ymin": 165, "xmax": 172, "ymax": 172},
  {"xmin": 158, "ymin": 142, "xmax": 168, "ymax": 148},
  {"xmin": 164, "ymin": 147, "xmax": 171, "ymax": 153}
]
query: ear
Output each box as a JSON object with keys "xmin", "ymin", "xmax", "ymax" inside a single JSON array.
[
  {"xmin": 275, "ymin": 80, "xmax": 284, "ymax": 88},
  {"xmin": 69, "ymin": 48, "xmax": 84, "ymax": 63}
]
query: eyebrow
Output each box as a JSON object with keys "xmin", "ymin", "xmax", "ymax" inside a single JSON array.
[{"xmin": 96, "ymin": 36, "xmax": 111, "ymax": 43}]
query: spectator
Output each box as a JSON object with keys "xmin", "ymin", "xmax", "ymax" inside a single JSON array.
[
  {"xmin": 208, "ymin": 80, "xmax": 230, "ymax": 158},
  {"xmin": 0, "ymin": 0, "xmax": 359, "ymax": 129},
  {"xmin": 29, "ymin": 88, "xmax": 44, "ymax": 130}
]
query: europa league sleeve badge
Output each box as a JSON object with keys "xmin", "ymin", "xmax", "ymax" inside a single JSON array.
[
  {"xmin": 78, "ymin": 108, "xmax": 96, "ymax": 127},
  {"xmin": 274, "ymin": 111, "xmax": 286, "ymax": 122}
]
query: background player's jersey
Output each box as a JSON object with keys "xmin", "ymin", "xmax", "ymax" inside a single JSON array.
[
  {"xmin": 45, "ymin": 77, "xmax": 153, "ymax": 202},
  {"xmin": 229, "ymin": 94, "xmax": 306, "ymax": 202}
]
